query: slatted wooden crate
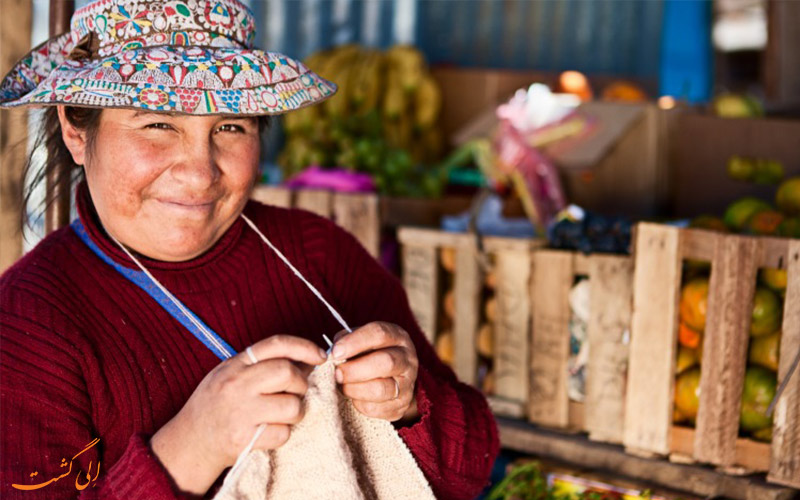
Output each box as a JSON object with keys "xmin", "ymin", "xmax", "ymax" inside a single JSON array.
[
  {"xmin": 623, "ymin": 222, "xmax": 800, "ymax": 489},
  {"xmin": 528, "ymin": 250, "xmax": 633, "ymax": 444},
  {"xmin": 251, "ymin": 185, "xmax": 379, "ymax": 258},
  {"xmin": 397, "ymin": 227, "xmax": 544, "ymax": 418}
]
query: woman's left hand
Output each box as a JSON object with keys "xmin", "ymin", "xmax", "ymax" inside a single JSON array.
[{"xmin": 332, "ymin": 322, "xmax": 419, "ymax": 422}]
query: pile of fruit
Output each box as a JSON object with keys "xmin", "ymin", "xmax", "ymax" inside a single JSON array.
[
  {"xmin": 279, "ymin": 44, "xmax": 446, "ymax": 197},
  {"xmin": 673, "ymin": 266, "xmax": 784, "ymax": 442},
  {"xmin": 434, "ymin": 247, "xmax": 496, "ymax": 394}
]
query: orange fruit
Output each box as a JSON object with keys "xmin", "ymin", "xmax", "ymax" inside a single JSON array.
[
  {"xmin": 740, "ymin": 366, "xmax": 776, "ymax": 432},
  {"xmin": 760, "ymin": 268, "xmax": 787, "ymax": 292},
  {"xmin": 748, "ymin": 331, "xmax": 780, "ymax": 372},
  {"xmin": 674, "ymin": 367, "xmax": 701, "ymax": 423},
  {"xmin": 745, "ymin": 210, "xmax": 784, "ymax": 235},
  {"xmin": 440, "ymin": 247, "xmax": 456, "ymax": 272},
  {"xmin": 678, "ymin": 322, "xmax": 702, "ymax": 349},
  {"xmin": 723, "ymin": 197, "xmax": 772, "ymax": 231},
  {"xmin": 435, "ymin": 330, "xmax": 454, "ymax": 366},
  {"xmin": 689, "ymin": 215, "xmax": 728, "ymax": 232},
  {"xmin": 750, "ymin": 287, "xmax": 782, "ymax": 337},
  {"xmin": 680, "ymin": 278, "xmax": 710, "ymax": 332}
]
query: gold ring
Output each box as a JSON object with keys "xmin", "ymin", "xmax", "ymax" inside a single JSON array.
[{"xmin": 392, "ymin": 378, "xmax": 400, "ymax": 400}]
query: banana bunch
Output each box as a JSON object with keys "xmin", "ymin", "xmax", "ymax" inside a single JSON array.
[{"xmin": 279, "ymin": 43, "xmax": 445, "ymax": 188}]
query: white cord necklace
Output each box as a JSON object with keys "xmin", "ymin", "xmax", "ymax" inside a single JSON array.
[{"xmin": 105, "ymin": 213, "xmax": 354, "ymax": 494}]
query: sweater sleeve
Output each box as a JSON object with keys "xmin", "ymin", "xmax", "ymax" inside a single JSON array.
[
  {"xmin": 304, "ymin": 217, "xmax": 500, "ymax": 500},
  {"xmin": 0, "ymin": 294, "xmax": 197, "ymax": 500}
]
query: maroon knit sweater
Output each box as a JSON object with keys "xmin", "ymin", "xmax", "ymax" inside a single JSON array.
[{"xmin": 0, "ymin": 183, "xmax": 499, "ymax": 499}]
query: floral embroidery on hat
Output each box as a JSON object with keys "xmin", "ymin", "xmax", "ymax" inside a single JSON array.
[{"xmin": 0, "ymin": 0, "xmax": 336, "ymax": 115}]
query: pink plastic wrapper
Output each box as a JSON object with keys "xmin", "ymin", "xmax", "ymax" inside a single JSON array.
[{"xmin": 285, "ymin": 166, "xmax": 376, "ymax": 193}]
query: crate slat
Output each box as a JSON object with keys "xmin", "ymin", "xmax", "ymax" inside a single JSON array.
[
  {"xmin": 493, "ymin": 249, "xmax": 533, "ymax": 413},
  {"xmin": 529, "ymin": 250, "xmax": 574, "ymax": 427},
  {"xmin": 401, "ymin": 244, "xmax": 439, "ymax": 345},
  {"xmin": 295, "ymin": 189, "xmax": 333, "ymax": 217},
  {"xmin": 624, "ymin": 223, "xmax": 683, "ymax": 456},
  {"xmin": 768, "ymin": 240, "xmax": 800, "ymax": 488},
  {"xmin": 251, "ymin": 185, "xmax": 293, "ymax": 208},
  {"xmin": 332, "ymin": 192, "xmax": 380, "ymax": 257},
  {"xmin": 694, "ymin": 235, "xmax": 759, "ymax": 466},
  {"xmin": 585, "ymin": 254, "xmax": 633, "ymax": 444},
  {"xmin": 453, "ymin": 241, "xmax": 481, "ymax": 385}
]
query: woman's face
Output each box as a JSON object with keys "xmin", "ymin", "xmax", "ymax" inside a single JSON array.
[{"xmin": 61, "ymin": 107, "xmax": 261, "ymax": 262}]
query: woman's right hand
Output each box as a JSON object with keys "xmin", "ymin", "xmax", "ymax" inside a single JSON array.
[{"xmin": 150, "ymin": 335, "xmax": 327, "ymax": 495}]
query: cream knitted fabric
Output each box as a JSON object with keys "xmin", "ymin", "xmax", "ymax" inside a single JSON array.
[{"xmin": 213, "ymin": 360, "xmax": 435, "ymax": 500}]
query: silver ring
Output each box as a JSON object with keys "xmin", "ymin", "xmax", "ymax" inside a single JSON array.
[
  {"xmin": 245, "ymin": 346, "xmax": 259, "ymax": 366},
  {"xmin": 392, "ymin": 378, "xmax": 400, "ymax": 400}
]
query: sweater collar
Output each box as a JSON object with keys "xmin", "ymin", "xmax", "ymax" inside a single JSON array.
[{"xmin": 74, "ymin": 180, "xmax": 248, "ymax": 274}]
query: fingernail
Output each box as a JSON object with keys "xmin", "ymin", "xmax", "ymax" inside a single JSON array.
[
  {"xmin": 335, "ymin": 368, "xmax": 343, "ymax": 383},
  {"xmin": 318, "ymin": 348, "xmax": 327, "ymax": 359},
  {"xmin": 332, "ymin": 344, "xmax": 345, "ymax": 360}
]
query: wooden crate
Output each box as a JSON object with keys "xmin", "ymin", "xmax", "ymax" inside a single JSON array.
[
  {"xmin": 251, "ymin": 185, "xmax": 379, "ymax": 258},
  {"xmin": 623, "ymin": 222, "xmax": 800, "ymax": 489},
  {"xmin": 528, "ymin": 250, "xmax": 633, "ymax": 445},
  {"xmin": 397, "ymin": 227, "xmax": 543, "ymax": 418}
]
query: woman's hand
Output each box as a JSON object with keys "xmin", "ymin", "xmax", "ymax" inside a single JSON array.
[
  {"xmin": 150, "ymin": 335, "xmax": 327, "ymax": 495},
  {"xmin": 332, "ymin": 322, "xmax": 419, "ymax": 423}
]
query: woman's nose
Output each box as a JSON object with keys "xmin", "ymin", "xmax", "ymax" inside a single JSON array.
[{"xmin": 172, "ymin": 136, "xmax": 220, "ymax": 188}]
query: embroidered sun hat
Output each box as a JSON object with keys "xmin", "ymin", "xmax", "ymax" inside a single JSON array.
[{"xmin": 0, "ymin": 0, "xmax": 337, "ymax": 115}]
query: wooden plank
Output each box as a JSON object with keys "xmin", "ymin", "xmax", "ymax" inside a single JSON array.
[
  {"xmin": 681, "ymin": 228, "xmax": 717, "ymax": 262},
  {"xmin": 498, "ymin": 418, "xmax": 797, "ymax": 500},
  {"xmin": 332, "ymin": 192, "xmax": 380, "ymax": 258},
  {"xmin": 759, "ymin": 236, "xmax": 790, "ymax": 270},
  {"xmin": 452, "ymin": 241, "xmax": 481, "ymax": 385},
  {"xmin": 0, "ymin": 0, "xmax": 31, "ymax": 272},
  {"xmin": 294, "ymin": 189, "xmax": 332, "ymax": 218},
  {"xmin": 250, "ymin": 185, "xmax": 292, "ymax": 208},
  {"xmin": 529, "ymin": 250, "xmax": 573, "ymax": 427},
  {"xmin": 624, "ymin": 223, "xmax": 682, "ymax": 456},
  {"xmin": 397, "ymin": 227, "xmax": 472, "ymax": 249},
  {"xmin": 768, "ymin": 240, "xmax": 800, "ymax": 488},
  {"xmin": 694, "ymin": 234, "xmax": 759, "ymax": 466},
  {"xmin": 585, "ymin": 255, "xmax": 633, "ymax": 444},
  {"xmin": 493, "ymin": 249, "xmax": 533, "ymax": 411},
  {"xmin": 401, "ymin": 245, "xmax": 438, "ymax": 344},
  {"xmin": 671, "ymin": 426, "xmax": 771, "ymax": 472}
]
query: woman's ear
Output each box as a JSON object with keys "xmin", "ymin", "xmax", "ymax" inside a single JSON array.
[{"xmin": 56, "ymin": 106, "xmax": 88, "ymax": 165}]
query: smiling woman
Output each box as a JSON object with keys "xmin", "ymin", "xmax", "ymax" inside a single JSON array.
[{"xmin": 0, "ymin": 0, "xmax": 498, "ymax": 499}]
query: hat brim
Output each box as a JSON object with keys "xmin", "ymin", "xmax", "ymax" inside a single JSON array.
[{"xmin": 0, "ymin": 40, "xmax": 337, "ymax": 116}]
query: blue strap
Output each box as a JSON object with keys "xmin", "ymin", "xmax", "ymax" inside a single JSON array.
[{"xmin": 72, "ymin": 219, "xmax": 236, "ymax": 361}]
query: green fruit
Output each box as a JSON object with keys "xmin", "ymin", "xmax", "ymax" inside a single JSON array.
[
  {"xmin": 723, "ymin": 197, "xmax": 772, "ymax": 231},
  {"xmin": 778, "ymin": 217, "xmax": 800, "ymax": 238},
  {"xmin": 750, "ymin": 287, "xmax": 782, "ymax": 337},
  {"xmin": 752, "ymin": 426, "xmax": 773, "ymax": 442},
  {"xmin": 740, "ymin": 366, "xmax": 776, "ymax": 432},
  {"xmin": 751, "ymin": 159, "xmax": 784, "ymax": 185},
  {"xmin": 776, "ymin": 177, "xmax": 800, "ymax": 216},
  {"xmin": 748, "ymin": 330, "xmax": 780, "ymax": 372},
  {"xmin": 689, "ymin": 215, "xmax": 728, "ymax": 232},
  {"xmin": 674, "ymin": 367, "xmax": 701, "ymax": 423},
  {"xmin": 727, "ymin": 156, "xmax": 755, "ymax": 182},
  {"xmin": 714, "ymin": 93, "xmax": 763, "ymax": 118}
]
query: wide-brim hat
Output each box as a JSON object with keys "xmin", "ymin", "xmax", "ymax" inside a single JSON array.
[{"xmin": 0, "ymin": 0, "xmax": 337, "ymax": 115}]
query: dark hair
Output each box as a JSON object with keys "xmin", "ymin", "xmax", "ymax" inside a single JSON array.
[{"xmin": 22, "ymin": 107, "xmax": 271, "ymax": 229}]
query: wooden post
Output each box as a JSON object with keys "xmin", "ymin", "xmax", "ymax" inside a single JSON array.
[
  {"xmin": 400, "ymin": 242, "xmax": 438, "ymax": 345},
  {"xmin": 529, "ymin": 250, "xmax": 573, "ymax": 427},
  {"xmin": 295, "ymin": 189, "xmax": 332, "ymax": 218},
  {"xmin": 694, "ymin": 235, "xmax": 759, "ymax": 466},
  {"xmin": 0, "ymin": 0, "xmax": 32, "ymax": 271},
  {"xmin": 451, "ymin": 239, "xmax": 481, "ymax": 385},
  {"xmin": 332, "ymin": 192, "xmax": 380, "ymax": 258},
  {"xmin": 585, "ymin": 254, "xmax": 633, "ymax": 444},
  {"xmin": 250, "ymin": 185, "xmax": 292, "ymax": 208},
  {"xmin": 624, "ymin": 223, "xmax": 683, "ymax": 456},
  {"xmin": 45, "ymin": 0, "xmax": 73, "ymax": 234},
  {"xmin": 769, "ymin": 240, "xmax": 800, "ymax": 488}
]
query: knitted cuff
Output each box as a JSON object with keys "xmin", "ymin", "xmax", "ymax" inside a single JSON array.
[{"xmin": 98, "ymin": 433, "xmax": 201, "ymax": 500}]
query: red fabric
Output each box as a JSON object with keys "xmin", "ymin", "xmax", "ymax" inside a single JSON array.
[{"xmin": 0, "ymin": 183, "xmax": 499, "ymax": 500}]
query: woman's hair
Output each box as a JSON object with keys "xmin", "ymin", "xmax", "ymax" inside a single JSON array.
[{"xmin": 22, "ymin": 107, "xmax": 271, "ymax": 229}]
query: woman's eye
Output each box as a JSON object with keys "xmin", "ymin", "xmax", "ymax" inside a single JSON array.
[
  {"xmin": 145, "ymin": 123, "xmax": 173, "ymax": 131},
  {"xmin": 217, "ymin": 124, "xmax": 245, "ymax": 133}
]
